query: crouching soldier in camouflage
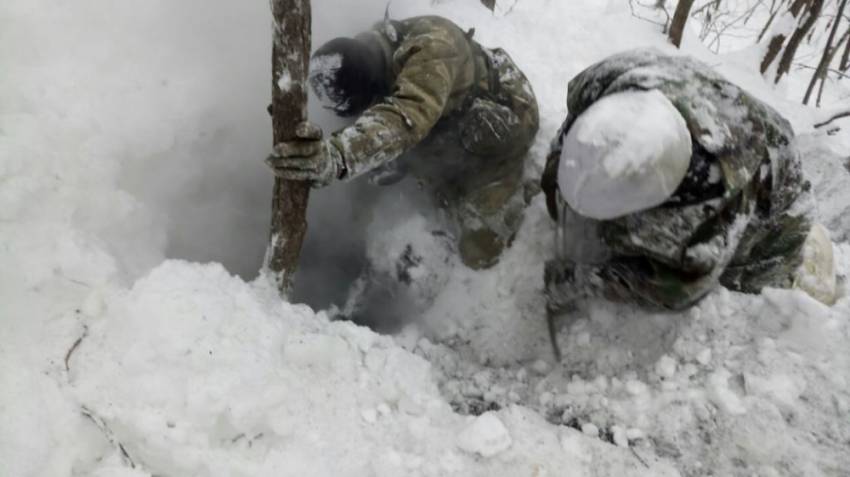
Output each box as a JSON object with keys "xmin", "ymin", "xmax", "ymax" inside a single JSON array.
[
  {"xmin": 267, "ymin": 15, "xmax": 539, "ymax": 270},
  {"xmin": 542, "ymin": 49, "xmax": 836, "ymax": 353}
]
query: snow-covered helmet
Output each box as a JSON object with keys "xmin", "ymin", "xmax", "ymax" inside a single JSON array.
[
  {"xmin": 557, "ymin": 89, "xmax": 693, "ymax": 220},
  {"xmin": 309, "ymin": 36, "xmax": 387, "ymax": 117}
]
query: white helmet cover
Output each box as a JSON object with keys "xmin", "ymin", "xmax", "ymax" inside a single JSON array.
[{"xmin": 557, "ymin": 89, "xmax": 693, "ymax": 220}]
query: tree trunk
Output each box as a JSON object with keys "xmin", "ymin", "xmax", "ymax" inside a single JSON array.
[
  {"xmin": 776, "ymin": 0, "xmax": 825, "ymax": 82},
  {"xmin": 761, "ymin": 0, "xmax": 826, "ymax": 83},
  {"xmin": 758, "ymin": 0, "xmax": 787, "ymax": 42},
  {"xmin": 804, "ymin": 0, "xmax": 848, "ymax": 104},
  {"xmin": 761, "ymin": 0, "xmax": 813, "ymax": 75},
  {"xmin": 669, "ymin": 0, "xmax": 697, "ymax": 47},
  {"xmin": 760, "ymin": 0, "xmax": 804, "ymax": 75},
  {"xmin": 816, "ymin": 27, "xmax": 850, "ymax": 105},
  {"xmin": 267, "ymin": 0, "xmax": 312, "ymax": 296},
  {"xmin": 841, "ymin": 23, "xmax": 850, "ymax": 70}
]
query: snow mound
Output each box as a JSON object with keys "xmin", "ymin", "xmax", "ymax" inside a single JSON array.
[
  {"xmin": 558, "ymin": 89, "xmax": 692, "ymax": 220},
  {"xmin": 456, "ymin": 412, "xmax": 512, "ymax": 457},
  {"xmin": 58, "ymin": 260, "xmax": 679, "ymax": 476}
]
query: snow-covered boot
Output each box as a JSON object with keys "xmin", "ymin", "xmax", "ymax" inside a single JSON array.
[{"xmin": 795, "ymin": 223, "xmax": 837, "ymax": 305}]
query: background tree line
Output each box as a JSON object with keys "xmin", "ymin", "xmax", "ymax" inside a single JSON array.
[
  {"xmin": 479, "ymin": 0, "xmax": 849, "ymax": 124},
  {"xmin": 640, "ymin": 0, "xmax": 849, "ymax": 108}
]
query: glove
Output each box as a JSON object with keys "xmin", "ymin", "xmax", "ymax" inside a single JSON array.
[
  {"xmin": 459, "ymin": 98, "xmax": 520, "ymax": 157},
  {"xmin": 266, "ymin": 122, "xmax": 345, "ymax": 187}
]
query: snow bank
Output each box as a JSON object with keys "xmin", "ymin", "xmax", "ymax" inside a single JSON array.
[{"xmin": 63, "ymin": 261, "xmax": 678, "ymax": 476}]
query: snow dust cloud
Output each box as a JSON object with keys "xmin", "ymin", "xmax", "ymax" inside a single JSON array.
[{"xmin": 38, "ymin": 0, "xmax": 437, "ymax": 309}]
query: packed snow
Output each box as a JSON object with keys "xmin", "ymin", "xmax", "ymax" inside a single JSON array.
[{"xmin": 2, "ymin": 0, "xmax": 850, "ymax": 476}]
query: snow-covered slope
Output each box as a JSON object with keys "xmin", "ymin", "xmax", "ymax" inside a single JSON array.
[{"xmin": 2, "ymin": 1, "xmax": 849, "ymax": 476}]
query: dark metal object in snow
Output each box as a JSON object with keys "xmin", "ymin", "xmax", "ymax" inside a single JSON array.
[
  {"xmin": 547, "ymin": 306, "xmax": 562, "ymax": 362},
  {"xmin": 266, "ymin": 0, "xmax": 312, "ymax": 295}
]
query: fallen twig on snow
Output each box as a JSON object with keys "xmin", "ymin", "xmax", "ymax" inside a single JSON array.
[
  {"xmin": 815, "ymin": 109, "xmax": 850, "ymax": 128},
  {"xmin": 628, "ymin": 0, "xmax": 671, "ymax": 31},
  {"xmin": 64, "ymin": 325, "xmax": 88, "ymax": 372},
  {"xmin": 631, "ymin": 446, "xmax": 650, "ymax": 468},
  {"xmin": 795, "ymin": 63, "xmax": 850, "ymax": 81},
  {"xmin": 81, "ymin": 406, "xmax": 137, "ymax": 469}
]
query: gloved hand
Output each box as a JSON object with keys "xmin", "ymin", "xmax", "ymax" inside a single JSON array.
[
  {"xmin": 544, "ymin": 258, "xmax": 585, "ymax": 313},
  {"xmin": 459, "ymin": 98, "xmax": 520, "ymax": 157},
  {"xmin": 265, "ymin": 122, "xmax": 345, "ymax": 187}
]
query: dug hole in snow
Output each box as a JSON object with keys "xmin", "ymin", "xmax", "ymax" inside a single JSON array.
[{"xmin": 3, "ymin": 0, "xmax": 850, "ymax": 476}]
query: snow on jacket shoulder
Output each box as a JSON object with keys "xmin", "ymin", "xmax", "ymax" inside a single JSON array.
[{"xmin": 328, "ymin": 16, "xmax": 485, "ymax": 179}]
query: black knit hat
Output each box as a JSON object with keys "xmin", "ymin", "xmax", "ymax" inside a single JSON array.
[{"xmin": 309, "ymin": 36, "xmax": 388, "ymax": 117}]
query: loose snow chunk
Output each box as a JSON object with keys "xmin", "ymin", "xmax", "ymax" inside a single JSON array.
[
  {"xmin": 560, "ymin": 431, "xmax": 592, "ymax": 464},
  {"xmin": 558, "ymin": 89, "xmax": 692, "ymax": 220},
  {"xmin": 655, "ymin": 354, "xmax": 678, "ymax": 379},
  {"xmin": 744, "ymin": 373, "xmax": 806, "ymax": 408},
  {"xmin": 531, "ymin": 359, "xmax": 550, "ymax": 375},
  {"xmin": 696, "ymin": 348, "xmax": 712, "ymax": 366},
  {"xmin": 708, "ymin": 369, "xmax": 747, "ymax": 415},
  {"xmin": 581, "ymin": 423, "xmax": 599, "ymax": 437},
  {"xmin": 361, "ymin": 408, "xmax": 378, "ymax": 424},
  {"xmin": 457, "ymin": 412, "xmax": 512, "ymax": 457},
  {"xmin": 276, "ymin": 70, "xmax": 292, "ymax": 93},
  {"xmin": 611, "ymin": 425, "xmax": 629, "ymax": 448},
  {"xmin": 283, "ymin": 333, "xmax": 352, "ymax": 369}
]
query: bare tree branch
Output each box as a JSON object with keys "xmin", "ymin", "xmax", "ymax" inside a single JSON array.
[
  {"xmin": 629, "ymin": 0, "xmax": 671, "ymax": 31},
  {"xmin": 64, "ymin": 325, "xmax": 88, "ymax": 372},
  {"xmin": 670, "ymin": 0, "xmax": 698, "ymax": 47},
  {"xmin": 81, "ymin": 407, "xmax": 137, "ymax": 469},
  {"xmin": 814, "ymin": 108, "xmax": 850, "ymax": 127},
  {"xmin": 842, "ymin": 11, "xmax": 850, "ymax": 68},
  {"xmin": 796, "ymin": 62, "xmax": 850, "ymax": 78}
]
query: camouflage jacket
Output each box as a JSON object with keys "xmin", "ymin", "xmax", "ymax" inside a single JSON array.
[
  {"xmin": 328, "ymin": 16, "xmax": 491, "ymax": 180},
  {"xmin": 543, "ymin": 49, "xmax": 813, "ymax": 311}
]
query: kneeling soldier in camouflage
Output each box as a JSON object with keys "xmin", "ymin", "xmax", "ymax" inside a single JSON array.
[
  {"xmin": 542, "ymin": 50, "xmax": 836, "ymax": 355},
  {"xmin": 267, "ymin": 15, "xmax": 539, "ymax": 270}
]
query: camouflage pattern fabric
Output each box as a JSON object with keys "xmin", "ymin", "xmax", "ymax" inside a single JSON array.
[
  {"xmin": 542, "ymin": 49, "xmax": 813, "ymax": 311},
  {"xmin": 329, "ymin": 16, "xmax": 540, "ymax": 269}
]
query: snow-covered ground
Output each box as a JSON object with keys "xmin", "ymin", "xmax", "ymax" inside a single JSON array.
[{"xmin": 2, "ymin": 1, "xmax": 849, "ymax": 476}]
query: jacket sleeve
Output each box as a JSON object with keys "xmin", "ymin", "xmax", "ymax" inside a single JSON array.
[
  {"xmin": 547, "ymin": 189, "xmax": 757, "ymax": 312},
  {"xmin": 327, "ymin": 32, "xmax": 463, "ymax": 180}
]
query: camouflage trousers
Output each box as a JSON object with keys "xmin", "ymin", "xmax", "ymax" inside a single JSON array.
[{"xmin": 401, "ymin": 47, "xmax": 540, "ymax": 269}]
